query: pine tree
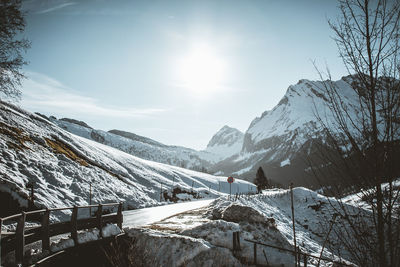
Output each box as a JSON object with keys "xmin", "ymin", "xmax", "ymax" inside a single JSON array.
[{"xmin": 254, "ymin": 167, "xmax": 269, "ymax": 193}]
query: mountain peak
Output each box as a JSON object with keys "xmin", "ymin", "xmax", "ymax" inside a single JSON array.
[
  {"xmin": 219, "ymin": 125, "xmax": 237, "ymax": 132},
  {"xmin": 207, "ymin": 125, "xmax": 243, "ymax": 148},
  {"xmin": 205, "ymin": 126, "xmax": 244, "ymax": 159},
  {"xmin": 59, "ymin": 118, "xmax": 93, "ymax": 129}
]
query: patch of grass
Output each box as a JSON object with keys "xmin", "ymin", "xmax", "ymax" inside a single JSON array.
[
  {"xmin": 145, "ymin": 224, "xmax": 180, "ymax": 233},
  {"xmin": 0, "ymin": 121, "xmax": 32, "ymax": 150},
  {"xmin": 45, "ymin": 138, "xmax": 89, "ymax": 166},
  {"xmin": 45, "ymin": 137, "xmax": 124, "ymax": 181}
]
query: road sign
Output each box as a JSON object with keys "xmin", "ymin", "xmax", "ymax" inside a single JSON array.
[{"xmin": 227, "ymin": 176, "xmax": 234, "ymax": 183}]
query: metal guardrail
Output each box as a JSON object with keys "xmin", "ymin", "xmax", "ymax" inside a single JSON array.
[{"xmin": 0, "ymin": 202, "xmax": 123, "ymax": 266}]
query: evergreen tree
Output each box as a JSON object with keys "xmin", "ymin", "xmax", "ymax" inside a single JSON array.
[{"xmin": 254, "ymin": 167, "xmax": 269, "ymax": 193}]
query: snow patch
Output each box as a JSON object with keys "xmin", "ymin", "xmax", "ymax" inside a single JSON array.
[{"xmin": 280, "ymin": 158, "xmax": 291, "ymax": 167}]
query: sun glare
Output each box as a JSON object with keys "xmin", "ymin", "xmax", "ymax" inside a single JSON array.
[{"xmin": 176, "ymin": 43, "xmax": 226, "ymax": 96}]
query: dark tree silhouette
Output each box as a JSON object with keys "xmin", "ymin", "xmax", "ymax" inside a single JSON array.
[
  {"xmin": 254, "ymin": 167, "xmax": 269, "ymax": 193},
  {"xmin": 0, "ymin": 0, "xmax": 30, "ymax": 100}
]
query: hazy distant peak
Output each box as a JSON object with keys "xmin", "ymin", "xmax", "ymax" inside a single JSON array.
[
  {"xmin": 60, "ymin": 118, "xmax": 93, "ymax": 129},
  {"xmin": 207, "ymin": 126, "xmax": 243, "ymax": 147},
  {"xmin": 108, "ymin": 129, "xmax": 166, "ymax": 147}
]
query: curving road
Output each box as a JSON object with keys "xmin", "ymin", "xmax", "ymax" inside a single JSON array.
[{"xmin": 122, "ymin": 199, "xmax": 214, "ymax": 227}]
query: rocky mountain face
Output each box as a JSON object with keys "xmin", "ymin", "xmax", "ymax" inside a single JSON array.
[
  {"xmin": 205, "ymin": 125, "xmax": 244, "ymax": 160},
  {"xmin": 209, "ymin": 76, "xmax": 361, "ymax": 187}
]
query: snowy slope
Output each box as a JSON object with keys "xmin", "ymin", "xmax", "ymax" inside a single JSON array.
[
  {"xmin": 204, "ymin": 125, "xmax": 244, "ymax": 160},
  {"xmin": 0, "ymin": 101, "xmax": 255, "ymax": 220}
]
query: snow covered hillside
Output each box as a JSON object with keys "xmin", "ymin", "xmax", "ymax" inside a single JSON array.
[
  {"xmin": 49, "ymin": 117, "xmax": 246, "ymax": 174},
  {"xmin": 123, "ymin": 187, "xmax": 366, "ymax": 266},
  {"xmin": 50, "ymin": 117, "xmax": 218, "ymax": 171},
  {"xmin": 210, "ymin": 76, "xmax": 363, "ymax": 187},
  {"xmin": 0, "ymin": 101, "xmax": 255, "ymax": 220}
]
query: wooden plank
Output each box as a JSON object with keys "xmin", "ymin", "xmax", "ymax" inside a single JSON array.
[
  {"xmin": 25, "ymin": 209, "xmax": 46, "ymax": 215},
  {"xmin": 1, "ymin": 214, "xmax": 22, "ymax": 221},
  {"xmin": 42, "ymin": 209, "xmax": 50, "ymax": 251},
  {"xmin": 76, "ymin": 217, "xmax": 97, "ymax": 230},
  {"xmin": 25, "ymin": 230, "xmax": 42, "ymax": 245},
  {"xmin": 49, "ymin": 221, "xmax": 71, "ymax": 237},
  {"xmin": 102, "ymin": 202, "xmax": 120, "ymax": 207},
  {"xmin": 71, "ymin": 206, "xmax": 78, "ymax": 245},
  {"xmin": 15, "ymin": 212, "xmax": 25, "ymax": 265}
]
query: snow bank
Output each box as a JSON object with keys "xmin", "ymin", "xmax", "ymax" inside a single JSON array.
[
  {"xmin": 126, "ymin": 187, "xmax": 360, "ymax": 266},
  {"xmin": 49, "ymin": 224, "xmax": 122, "ymax": 253},
  {"xmin": 102, "ymin": 224, "xmax": 122, "ymax": 237},
  {"xmin": 125, "ymin": 228, "xmax": 242, "ymax": 266}
]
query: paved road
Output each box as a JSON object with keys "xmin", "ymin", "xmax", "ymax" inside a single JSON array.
[{"xmin": 122, "ymin": 199, "xmax": 214, "ymax": 227}]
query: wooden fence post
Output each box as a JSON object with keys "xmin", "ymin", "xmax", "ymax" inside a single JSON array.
[
  {"xmin": 232, "ymin": 231, "xmax": 241, "ymax": 252},
  {"xmin": 254, "ymin": 243, "xmax": 257, "ymax": 265},
  {"xmin": 297, "ymin": 246, "xmax": 301, "ymax": 267},
  {"xmin": 0, "ymin": 218, "xmax": 2, "ymax": 265},
  {"xmin": 71, "ymin": 206, "xmax": 78, "ymax": 245},
  {"xmin": 15, "ymin": 212, "xmax": 26, "ymax": 264},
  {"xmin": 232, "ymin": 232, "xmax": 236, "ymax": 251},
  {"xmin": 97, "ymin": 204, "xmax": 103, "ymax": 237},
  {"xmin": 41, "ymin": 209, "xmax": 50, "ymax": 251},
  {"xmin": 304, "ymin": 254, "xmax": 308, "ymax": 267},
  {"xmin": 290, "ymin": 183, "xmax": 297, "ymax": 266},
  {"xmin": 236, "ymin": 232, "xmax": 240, "ymax": 250},
  {"xmin": 117, "ymin": 203, "xmax": 123, "ymax": 229}
]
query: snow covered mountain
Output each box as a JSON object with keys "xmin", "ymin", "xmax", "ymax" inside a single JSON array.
[
  {"xmin": 210, "ymin": 76, "xmax": 361, "ymax": 187},
  {"xmin": 50, "ymin": 117, "xmax": 247, "ymax": 174},
  {"xmin": 41, "ymin": 77, "xmax": 362, "ymax": 188},
  {"xmin": 204, "ymin": 125, "xmax": 244, "ymax": 160},
  {"xmin": 49, "ymin": 117, "xmax": 221, "ymax": 172},
  {"xmin": 27, "ymin": 75, "xmax": 388, "ymax": 188},
  {"xmin": 0, "ymin": 101, "xmax": 254, "ymax": 219}
]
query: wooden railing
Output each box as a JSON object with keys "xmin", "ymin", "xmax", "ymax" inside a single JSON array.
[{"xmin": 0, "ymin": 202, "xmax": 123, "ymax": 265}]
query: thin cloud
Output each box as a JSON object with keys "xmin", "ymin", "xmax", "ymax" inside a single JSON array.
[
  {"xmin": 37, "ymin": 2, "xmax": 76, "ymax": 14},
  {"xmin": 21, "ymin": 71, "xmax": 166, "ymax": 118},
  {"xmin": 22, "ymin": 1, "xmax": 77, "ymax": 14}
]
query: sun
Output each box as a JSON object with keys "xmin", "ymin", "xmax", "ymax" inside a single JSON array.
[{"xmin": 176, "ymin": 43, "xmax": 226, "ymax": 96}]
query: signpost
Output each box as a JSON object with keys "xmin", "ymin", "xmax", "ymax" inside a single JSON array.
[{"xmin": 227, "ymin": 176, "xmax": 234, "ymax": 199}]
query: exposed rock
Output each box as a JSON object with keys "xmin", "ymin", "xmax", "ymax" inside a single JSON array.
[{"xmin": 221, "ymin": 204, "xmax": 275, "ymax": 226}]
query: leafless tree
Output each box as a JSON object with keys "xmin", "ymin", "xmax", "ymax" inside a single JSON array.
[
  {"xmin": 0, "ymin": 0, "xmax": 30, "ymax": 100},
  {"xmin": 312, "ymin": 0, "xmax": 400, "ymax": 266}
]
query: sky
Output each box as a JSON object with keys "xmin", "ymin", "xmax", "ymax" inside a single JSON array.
[{"xmin": 18, "ymin": 0, "xmax": 347, "ymax": 150}]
